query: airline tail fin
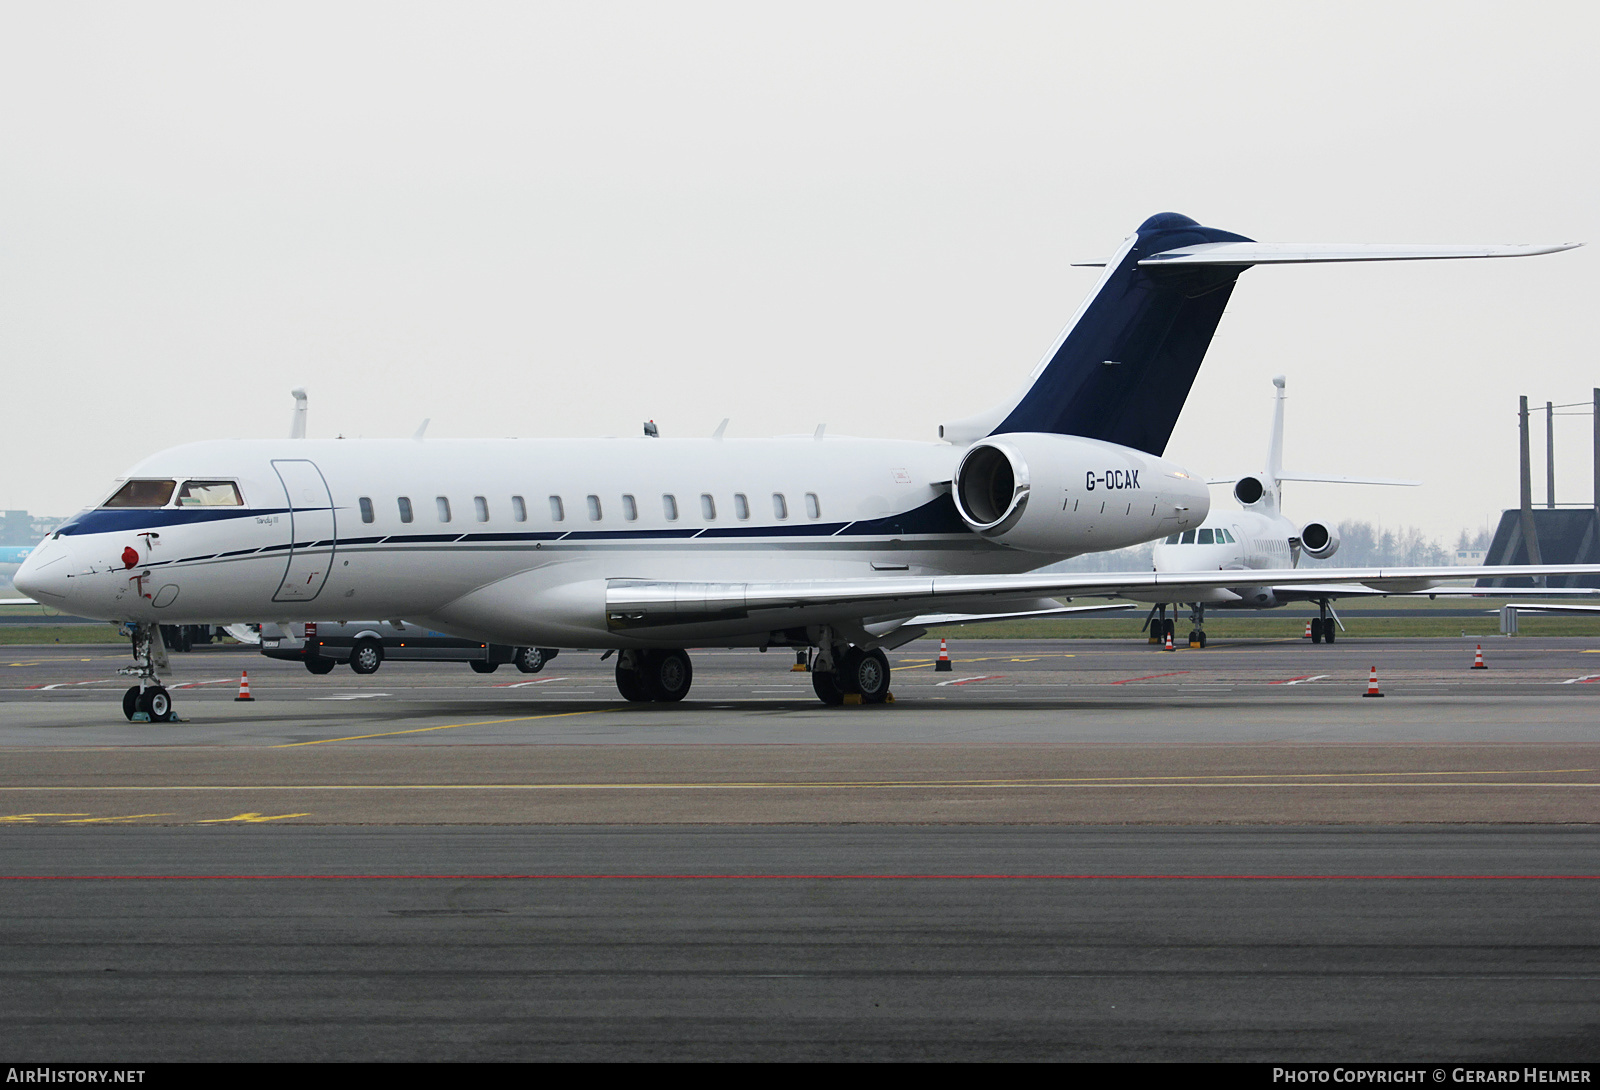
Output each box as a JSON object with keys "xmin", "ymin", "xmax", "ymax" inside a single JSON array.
[{"xmin": 941, "ymin": 215, "xmax": 1578, "ymax": 455}]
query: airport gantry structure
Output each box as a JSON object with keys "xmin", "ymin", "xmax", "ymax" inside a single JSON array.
[{"xmin": 1480, "ymin": 390, "xmax": 1600, "ymax": 589}]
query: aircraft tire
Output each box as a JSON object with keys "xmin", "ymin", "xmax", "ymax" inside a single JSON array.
[
  {"xmin": 811, "ymin": 668, "xmax": 845, "ymax": 705},
  {"xmin": 852, "ymin": 648, "xmax": 891, "ymax": 703},
  {"xmin": 616, "ymin": 662, "xmax": 650, "ymax": 702},
  {"xmin": 1310, "ymin": 618, "xmax": 1323, "ymax": 644},
  {"xmin": 469, "ymin": 660, "xmax": 499, "ymax": 674},
  {"xmin": 1324, "ymin": 624, "xmax": 1336, "ymax": 644},
  {"xmin": 644, "ymin": 649, "xmax": 693, "ymax": 702},
  {"xmin": 138, "ymin": 686, "xmax": 174, "ymax": 723},
  {"xmin": 1163, "ymin": 618, "xmax": 1176, "ymax": 641},
  {"xmin": 1197, "ymin": 630, "xmax": 1207, "ymax": 649},
  {"xmin": 122, "ymin": 686, "xmax": 140, "ymax": 721},
  {"xmin": 350, "ymin": 640, "xmax": 383, "ymax": 675},
  {"xmin": 305, "ymin": 657, "xmax": 336, "ymax": 675}
]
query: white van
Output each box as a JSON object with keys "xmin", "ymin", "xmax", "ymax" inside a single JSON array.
[{"xmin": 259, "ymin": 621, "xmax": 558, "ymax": 676}]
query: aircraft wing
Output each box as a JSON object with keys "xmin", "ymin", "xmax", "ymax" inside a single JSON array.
[
  {"xmin": 604, "ymin": 565, "xmax": 1600, "ymax": 630},
  {"xmin": 904, "ymin": 603, "xmax": 1136, "ymax": 627},
  {"xmin": 1253, "ymin": 583, "xmax": 1600, "ymax": 603},
  {"xmin": 0, "ymin": 597, "xmax": 38, "ymax": 606}
]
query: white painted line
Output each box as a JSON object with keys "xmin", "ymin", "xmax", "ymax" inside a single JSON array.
[
  {"xmin": 493, "ymin": 677, "xmax": 571, "ymax": 688},
  {"xmin": 935, "ymin": 674, "xmax": 1005, "ymax": 687},
  {"xmin": 1562, "ymin": 675, "xmax": 1600, "ymax": 684},
  {"xmin": 312, "ymin": 693, "xmax": 392, "ymax": 701},
  {"xmin": 1283, "ymin": 675, "xmax": 1330, "ymax": 686}
]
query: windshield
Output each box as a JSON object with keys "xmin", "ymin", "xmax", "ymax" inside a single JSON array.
[
  {"xmin": 176, "ymin": 480, "xmax": 243, "ymax": 506},
  {"xmin": 102, "ymin": 480, "xmax": 176, "ymax": 508}
]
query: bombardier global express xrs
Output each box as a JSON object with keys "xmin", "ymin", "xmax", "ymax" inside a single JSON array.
[{"xmin": 13, "ymin": 213, "xmax": 1590, "ymax": 720}]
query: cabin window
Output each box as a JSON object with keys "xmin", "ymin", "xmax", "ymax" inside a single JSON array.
[
  {"xmin": 474, "ymin": 496, "xmax": 489, "ymax": 522},
  {"xmin": 1164, "ymin": 534, "xmax": 1180, "ymax": 544},
  {"xmin": 701, "ymin": 494, "xmax": 716, "ymax": 519},
  {"xmin": 176, "ymin": 481, "xmax": 243, "ymax": 507},
  {"xmin": 734, "ymin": 493, "xmax": 749, "ymax": 520},
  {"xmin": 511, "ymin": 496, "xmax": 527, "ymax": 522},
  {"xmin": 805, "ymin": 492, "xmax": 821, "ymax": 519},
  {"xmin": 549, "ymin": 496, "xmax": 565, "ymax": 522},
  {"xmin": 622, "ymin": 495, "xmax": 638, "ymax": 521},
  {"xmin": 103, "ymin": 480, "xmax": 176, "ymax": 508},
  {"xmin": 587, "ymin": 495, "xmax": 602, "ymax": 521},
  {"xmin": 436, "ymin": 497, "xmax": 452, "ymax": 523},
  {"xmin": 1198, "ymin": 529, "xmax": 1214, "ymax": 545},
  {"xmin": 773, "ymin": 493, "xmax": 788, "ymax": 520},
  {"xmin": 398, "ymin": 497, "xmax": 414, "ymax": 523},
  {"xmin": 663, "ymin": 494, "xmax": 678, "ymax": 521},
  {"xmin": 359, "ymin": 498, "xmax": 375, "ymax": 524},
  {"xmin": 1180, "ymin": 530, "xmax": 1195, "ymax": 544}
]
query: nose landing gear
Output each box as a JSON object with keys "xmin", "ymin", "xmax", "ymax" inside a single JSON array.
[{"xmin": 119, "ymin": 622, "xmax": 179, "ymax": 722}]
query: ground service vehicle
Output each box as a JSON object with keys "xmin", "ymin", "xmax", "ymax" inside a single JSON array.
[{"xmin": 259, "ymin": 621, "xmax": 558, "ymax": 676}]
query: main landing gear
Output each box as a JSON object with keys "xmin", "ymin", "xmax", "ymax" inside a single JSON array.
[
  {"xmin": 1310, "ymin": 599, "xmax": 1338, "ymax": 644},
  {"xmin": 119, "ymin": 621, "xmax": 178, "ymax": 723},
  {"xmin": 808, "ymin": 635, "xmax": 891, "ymax": 705},
  {"xmin": 1147, "ymin": 606, "xmax": 1177, "ymax": 646},
  {"xmin": 615, "ymin": 648, "xmax": 694, "ymax": 702}
]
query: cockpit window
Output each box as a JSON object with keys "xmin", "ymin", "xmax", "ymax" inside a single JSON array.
[
  {"xmin": 102, "ymin": 480, "xmax": 176, "ymax": 508},
  {"xmin": 1164, "ymin": 534, "xmax": 1180, "ymax": 544},
  {"xmin": 1180, "ymin": 530, "xmax": 1196, "ymax": 544},
  {"xmin": 1198, "ymin": 529, "xmax": 1214, "ymax": 544},
  {"xmin": 176, "ymin": 480, "xmax": 243, "ymax": 507}
]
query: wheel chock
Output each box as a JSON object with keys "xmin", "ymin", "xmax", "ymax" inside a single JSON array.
[
  {"xmin": 884, "ymin": 692, "xmax": 895, "ymax": 704},
  {"xmin": 843, "ymin": 693, "xmax": 863, "ymax": 705},
  {"xmin": 131, "ymin": 712, "xmax": 151, "ymax": 723}
]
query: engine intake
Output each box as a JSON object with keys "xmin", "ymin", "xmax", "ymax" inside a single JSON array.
[
  {"xmin": 953, "ymin": 442, "xmax": 1028, "ymax": 534},
  {"xmin": 1298, "ymin": 520, "xmax": 1339, "ymax": 560}
]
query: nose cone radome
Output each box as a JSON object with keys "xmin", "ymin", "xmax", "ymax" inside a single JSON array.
[{"xmin": 12, "ymin": 539, "xmax": 71, "ymax": 606}]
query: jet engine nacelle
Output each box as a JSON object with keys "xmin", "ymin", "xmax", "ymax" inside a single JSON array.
[
  {"xmin": 1298, "ymin": 520, "xmax": 1340, "ymax": 560},
  {"xmin": 951, "ymin": 432, "xmax": 1209, "ymax": 554},
  {"xmin": 1234, "ymin": 476, "xmax": 1265, "ymax": 505}
]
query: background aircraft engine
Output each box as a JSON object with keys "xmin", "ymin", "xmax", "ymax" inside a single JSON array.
[
  {"xmin": 952, "ymin": 432, "xmax": 1207, "ymax": 554},
  {"xmin": 1234, "ymin": 476, "xmax": 1265, "ymax": 505},
  {"xmin": 1298, "ymin": 521, "xmax": 1340, "ymax": 560}
]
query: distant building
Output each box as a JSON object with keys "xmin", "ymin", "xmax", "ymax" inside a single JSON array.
[
  {"xmin": 0, "ymin": 510, "xmax": 64, "ymax": 547},
  {"xmin": 1453, "ymin": 548, "xmax": 1486, "ymax": 566}
]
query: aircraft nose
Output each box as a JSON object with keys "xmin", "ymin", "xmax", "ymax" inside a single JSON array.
[{"xmin": 13, "ymin": 538, "xmax": 72, "ymax": 606}]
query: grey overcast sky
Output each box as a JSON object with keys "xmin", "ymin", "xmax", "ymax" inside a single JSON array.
[{"xmin": 1, "ymin": 2, "xmax": 1595, "ymax": 539}]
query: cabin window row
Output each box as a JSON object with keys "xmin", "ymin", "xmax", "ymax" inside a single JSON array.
[
  {"xmin": 1164, "ymin": 528, "xmax": 1238, "ymax": 545},
  {"xmin": 360, "ymin": 492, "xmax": 823, "ymax": 525}
]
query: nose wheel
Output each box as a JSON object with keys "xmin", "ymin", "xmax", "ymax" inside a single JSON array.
[
  {"xmin": 123, "ymin": 685, "xmax": 176, "ymax": 723},
  {"xmin": 118, "ymin": 622, "xmax": 181, "ymax": 722}
]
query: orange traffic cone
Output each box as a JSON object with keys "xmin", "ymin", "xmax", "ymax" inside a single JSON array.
[
  {"xmin": 1304, "ymin": 621, "xmax": 1313, "ymax": 639},
  {"xmin": 1472, "ymin": 645, "xmax": 1487, "ymax": 670},
  {"xmin": 935, "ymin": 639, "xmax": 953, "ymax": 672},
  {"xmin": 1362, "ymin": 666, "xmax": 1384, "ymax": 698},
  {"xmin": 1163, "ymin": 629, "xmax": 1175, "ymax": 651},
  {"xmin": 235, "ymin": 670, "xmax": 254, "ymax": 702}
]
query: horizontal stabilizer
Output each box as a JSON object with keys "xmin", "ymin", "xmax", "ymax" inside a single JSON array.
[
  {"xmin": 1204, "ymin": 473, "xmax": 1420, "ymax": 487},
  {"xmin": 1276, "ymin": 473, "xmax": 1421, "ymax": 487},
  {"xmin": 1140, "ymin": 242, "xmax": 1579, "ymax": 267}
]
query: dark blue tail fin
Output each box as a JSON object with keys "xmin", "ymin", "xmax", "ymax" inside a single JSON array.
[{"xmin": 950, "ymin": 213, "xmax": 1253, "ymax": 455}]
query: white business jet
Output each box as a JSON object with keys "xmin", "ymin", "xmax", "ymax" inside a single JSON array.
[
  {"xmin": 1141, "ymin": 374, "xmax": 1421, "ymax": 646},
  {"xmin": 1140, "ymin": 375, "xmax": 1600, "ymax": 647},
  {"xmin": 14, "ymin": 213, "xmax": 1587, "ymax": 721}
]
